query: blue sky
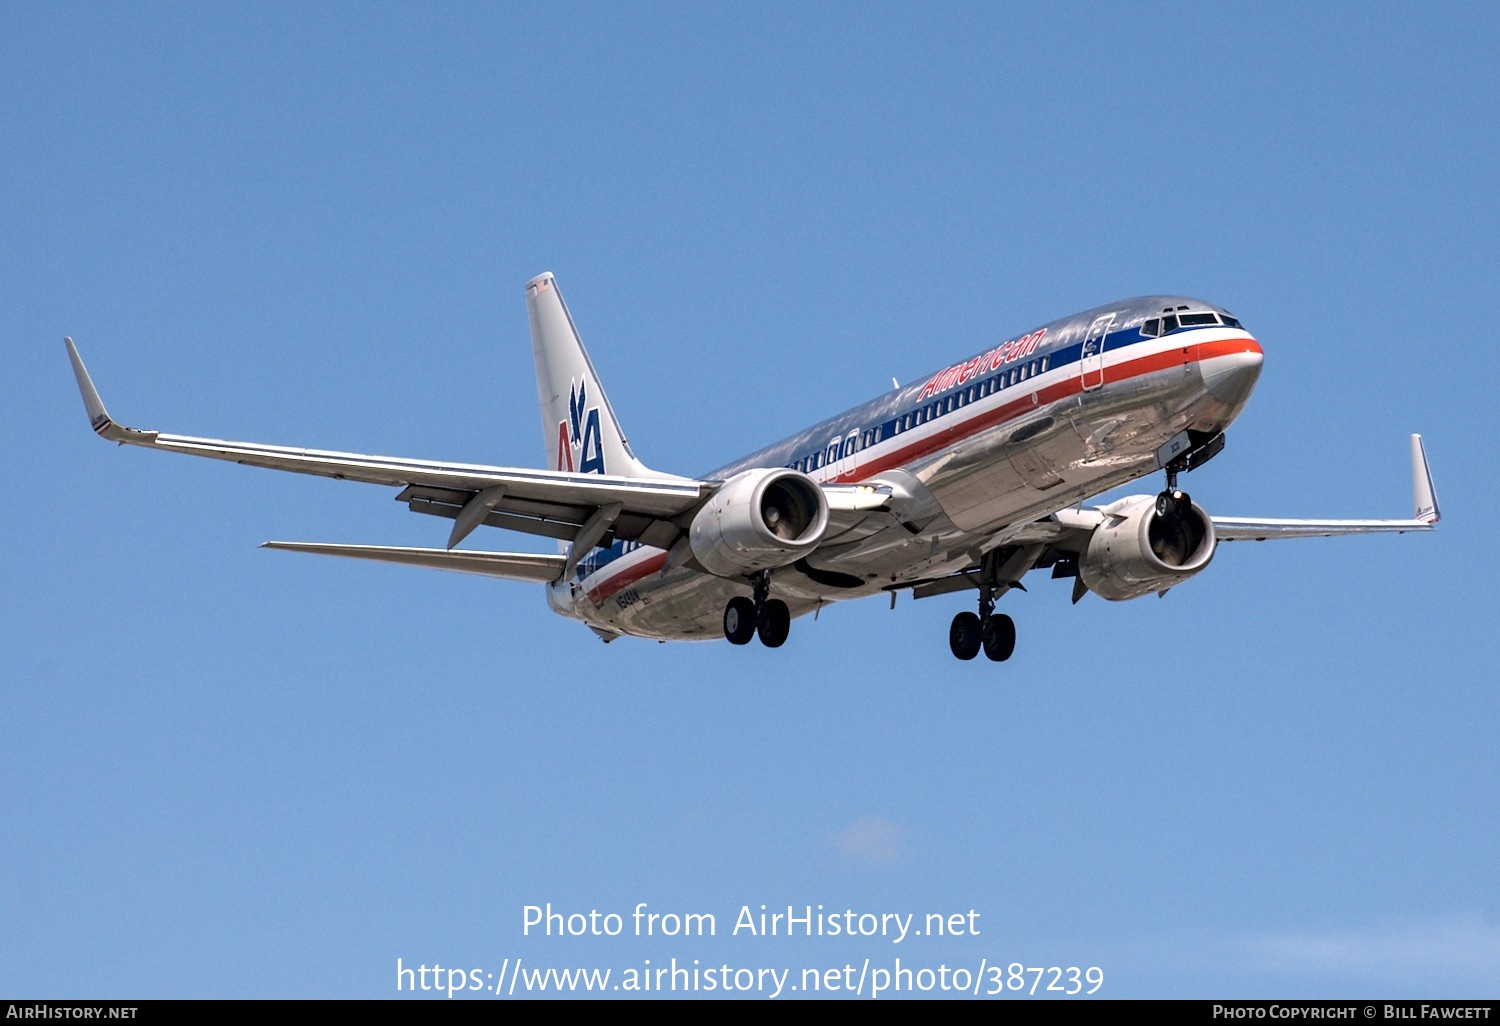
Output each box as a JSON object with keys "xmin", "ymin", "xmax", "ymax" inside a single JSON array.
[{"xmin": 3, "ymin": 1, "xmax": 1496, "ymax": 999}]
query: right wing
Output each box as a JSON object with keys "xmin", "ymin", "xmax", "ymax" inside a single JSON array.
[
  {"xmin": 260, "ymin": 543, "xmax": 566, "ymax": 582},
  {"xmin": 67, "ymin": 338, "xmax": 709, "ymax": 555}
]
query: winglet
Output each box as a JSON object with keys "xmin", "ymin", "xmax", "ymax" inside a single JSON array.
[
  {"xmin": 64, "ymin": 338, "xmax": 157, "ymax": 445},
  {"xmin": 1411, "ymin": 433, "xmax": 1439, "ymax": 524}
]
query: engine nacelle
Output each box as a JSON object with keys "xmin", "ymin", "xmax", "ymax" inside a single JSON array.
[
  {"xmin": 689, "ymin": 468, "xmax": 830, "ymax": 577},
  {"xmin": 1078, "ymin": 495, "xmax": 1217, "ymax": 601}
]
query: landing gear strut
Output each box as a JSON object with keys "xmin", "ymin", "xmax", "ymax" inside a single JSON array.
[
  {"xmin": 723, "ymin": 571, "xmax": 790, "ymax": 648},
  {"xmin": 948, "ymin": 552, "xmax": 1017, "ymax": 662},
  {"xmin": 1156, "ymin": 461, "xmax": 1191, "ymax": 519}
]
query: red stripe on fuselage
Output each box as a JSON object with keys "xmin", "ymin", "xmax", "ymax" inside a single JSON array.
[
  {"xmin": 579, "ymin": 334, "xmax": 1261, "ymax": 603},
  {"xmin": 585, "ymin": 549, "xmax": 669, "ymax": 605},
  {"xmin": 828, "ymin": 335, "xmax": 1262, "ymax": 484}
]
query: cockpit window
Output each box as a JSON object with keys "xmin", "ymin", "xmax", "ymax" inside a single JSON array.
[{"xmin": 1144, "ymin": 308, "xmax": 1246, "ymax": 336}]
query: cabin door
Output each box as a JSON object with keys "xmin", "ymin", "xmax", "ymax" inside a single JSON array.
[{"xmin": 1080, "ymin": 314, "xmax": 1113, "ymax": 391}]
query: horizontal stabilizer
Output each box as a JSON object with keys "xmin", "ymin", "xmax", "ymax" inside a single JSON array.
[{"xmin": 261, "ymin": 542, "xmax": 566, "ymax": 583}]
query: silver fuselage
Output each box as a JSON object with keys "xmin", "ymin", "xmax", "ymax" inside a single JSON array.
[{"xmin": 552, "ymin": 296, "xmax": 1263, "ymax": 639}]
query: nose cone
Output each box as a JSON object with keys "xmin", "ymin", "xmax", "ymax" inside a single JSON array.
[{"xmin": 1200, "ymin": 340, "xmax": 1263, "ymax": 406}]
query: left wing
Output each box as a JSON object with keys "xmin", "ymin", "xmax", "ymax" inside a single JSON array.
[
  {"xmin": 1003, "ymin": 433, "xmax": 1440, "ymax": 548},
  {"xmin": 903, "ymin": 434, "xmax": 1439, "ymax": 602},
  {"xmin": 1209, "ymin": 433, "xmax": 1439, "ymax": 540},
  {"xmin": 67, "ymin": 338, "xmax": 708, "ymax": 551}
]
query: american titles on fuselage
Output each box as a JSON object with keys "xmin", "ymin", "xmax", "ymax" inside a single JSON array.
[
  {"xmin": 783, "ymin": 330, "xmax": 1052, "ymax": 480},
  {"xmin": 917, "ymin": 329, "xmax": 1047, "ymax": 400}
]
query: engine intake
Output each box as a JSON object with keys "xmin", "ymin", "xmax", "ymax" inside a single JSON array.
[
  {"xmin": 1078, "ymin": 495, "xmax": 1217, "ymax": 601},
  {"xmin": 689, "ymin": 468, "xmax": 830, "ymax": 577}
]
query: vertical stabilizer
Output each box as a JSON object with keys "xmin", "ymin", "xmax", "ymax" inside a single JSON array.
[{"xmin": 527, "ymin": 273, "xmax": 664, "ymax": 480}]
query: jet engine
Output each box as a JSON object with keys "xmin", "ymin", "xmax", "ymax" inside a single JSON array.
[
  {"xmin": 689, "ymin": 468, "xmax": 830, "ymax": 577},
  {"xmin": 1077, "ymin": 495, "xmax": 1217, "ymax": 601}
]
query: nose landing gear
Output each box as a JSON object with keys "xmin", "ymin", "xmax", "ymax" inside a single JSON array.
[{"xmin": 1156, "ymin": 462, "xmax": 1192, "ymax": 519}]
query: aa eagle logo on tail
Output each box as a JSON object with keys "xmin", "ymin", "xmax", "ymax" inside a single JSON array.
[{"xmin": 558, "ymin": 378, "xmax": 605, "ymax": 475}]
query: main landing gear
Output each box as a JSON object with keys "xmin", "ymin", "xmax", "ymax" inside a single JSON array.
[
  {"xmin": 723, "ymin": 571, "xmax": 790, "ymax": 648},
  {"xmin": 948, "ymin": 557, "xmax": 1016, "ymax": 662}
]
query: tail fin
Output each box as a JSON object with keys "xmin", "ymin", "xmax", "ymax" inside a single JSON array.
[{"xmin": 527, "ymin": 272, "xmax": 664, "ymax": 479}]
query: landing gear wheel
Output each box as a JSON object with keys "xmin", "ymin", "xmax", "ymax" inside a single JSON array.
[
  {"xmin": 1156, "ymin": 488, "xmax": 1190, "ymax": 518},
  {"xmin": 723, "ymin": 596, "xmax": 756, "ymax": 645},
  {"xmin": 982, "ymin": 613, "xmax": 1016, "ymax": 662},
  {"xmin": 757, "ymin": 599, "xmax": 790, "ymax": 648},
  {"xmin": 949, "ymin": 611, "xmax": 982, "ymax": 660}
]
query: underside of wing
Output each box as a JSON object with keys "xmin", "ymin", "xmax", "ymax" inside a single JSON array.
[
  {"xmin": 1209, "ymin": 516, "xmax": 1435, "ymax": 541},
  {"xmin": 261, "ymin": 542, "xmax": 566, "ymax": 582}
]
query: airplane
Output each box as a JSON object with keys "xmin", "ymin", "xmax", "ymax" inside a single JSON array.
[{"xmin": 66, "ymin": 272, "xmax": 1440, "ymax": 661}]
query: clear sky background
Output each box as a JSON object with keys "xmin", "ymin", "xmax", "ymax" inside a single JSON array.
[{"xmin": 3, "ymin": 1, "xmax": 1496, "ymax": 1000}]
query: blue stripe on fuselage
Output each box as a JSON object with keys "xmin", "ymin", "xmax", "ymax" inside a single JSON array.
[{"xmin": 575, "ymin": 306, "xmax": 1239, "ymax": 588}]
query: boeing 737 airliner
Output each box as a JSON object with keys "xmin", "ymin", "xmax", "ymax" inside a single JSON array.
[{"xmin": 66, "ymin": 273, "xmax": 1439, "ymax": 661}]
